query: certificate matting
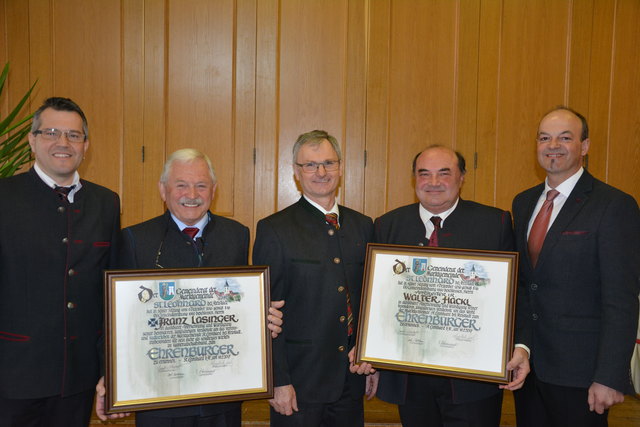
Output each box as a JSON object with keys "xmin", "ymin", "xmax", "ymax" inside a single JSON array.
[
  {"xmin": 104, "ymin": 266, "xmax": 272, "ymax": 412},
  {"xmin": 356, "ymin": 244, "xmax": 518, "ymax": 383}
]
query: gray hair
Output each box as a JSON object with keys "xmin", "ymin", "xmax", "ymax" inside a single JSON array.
[
  {"xmin": 160, "ymin": 148, "xmax": 217, "ymax": 184},
  {"xmin": 291, "ymin": 130, "xmax": 342, "ymax": 164}
]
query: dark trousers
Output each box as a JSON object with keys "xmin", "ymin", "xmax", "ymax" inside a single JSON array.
[
  {"xmin": 398, "ymin": 374, "xmax": 503, "ymax": 427},
  {"xmin": 0, "ymin": 390, "xmax": 94, "ymax": 427},
  {"xmin": 135, "ymin": 405, "xmax": 241, "ymax": 427},
  {"xmin": 269, "ymin": 379, "xmax": 364, "ymax": 427},
  {"xmin": 514, "ymin": 369, "xmax": 608, "ymax": 427}
]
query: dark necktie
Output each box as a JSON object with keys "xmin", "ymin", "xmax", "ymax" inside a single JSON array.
[
  {"xmin": 54, "ymin": 185, "xmax": 75, "ymax": 201},
  {"xmin": 325, "ymin": 213, "xmax": 352, "ymax": 334},
  {"xmin": 428, "ymin": 216, "xmax": 442, "ymax": 247},
  {"xmin": 325, "ymin": 213, "xmax": 340, "ymax": 230},
  {"xmin": 528, "ymin": 189, "xmax": 560, "ymax": 267}
]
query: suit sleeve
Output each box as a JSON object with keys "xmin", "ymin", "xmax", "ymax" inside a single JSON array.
[
  {"xmin": 593, "ymin": 193, "xmax": 640, "ymax": 392},
  {"xmin": 252, "ymin": 219, "xmax": 291, "ymax": 387},
  {"xmin": 512, "ymin": 196, "xmax": 533, "ymax": 349}
]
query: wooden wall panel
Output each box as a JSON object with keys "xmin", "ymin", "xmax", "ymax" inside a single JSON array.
[
  {"xmin": 607, "ymin": 0, "xmax": 640, "ymax": 198},
  {"xmin": 2, "ymin": 0, "xmax": 640, "ymax": 233},
  {"xmin": 489, "ymin": 0, "xmax": 571, "ymax": 211},
  {"xmin": 277, "ymin": 0, "xmax": 349, "ymax": 211},
  {"xmin": 166, "ymin": 0, "xmax": 235, "ymax": 214}
]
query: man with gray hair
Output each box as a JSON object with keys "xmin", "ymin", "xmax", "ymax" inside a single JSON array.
[
  {"xmin": 96, "ymin": 148, "xmax": 283, "ymax": 427},
  {"xmin": 253, "ymin": 130, "xmax": 374, "ymax": 426}
]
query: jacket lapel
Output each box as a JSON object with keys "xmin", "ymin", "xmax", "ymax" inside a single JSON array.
[{"xmin": 534, "ymin": 172, "xmax": 593, "ymax": 269}]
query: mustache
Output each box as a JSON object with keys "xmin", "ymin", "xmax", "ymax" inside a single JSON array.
[{"xmin": 179, "ymin": 197, "xmax": 204, "ymax": 206}]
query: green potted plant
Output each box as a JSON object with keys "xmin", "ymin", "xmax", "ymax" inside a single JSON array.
[{"xmin": 0, "ymin": 62, "xmax": 37, "ymax": 177}]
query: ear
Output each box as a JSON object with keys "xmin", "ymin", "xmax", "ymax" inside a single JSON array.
[
  {"xmin": 158, "ymin": 181, "xmax": 167, "ymax": 202},
  {"xmin": 580, "ymin": 138, "xmax": 590, "ymax": 156},
  {"xmin": 28, "ymin": 131, "xmax": 36, "ymax": 152},
  {"xmin": 293, "ymin": 164, "xmax": 301, "ymax": 182},
  {"xmin": 82, "ymin": 139, "xmax": 90, "ymax": 156}
]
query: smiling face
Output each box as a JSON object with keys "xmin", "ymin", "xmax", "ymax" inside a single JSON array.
[
  {"xmin": 293, "ymin": 139, "xmax": 342, "ymax": 209},
  {"xmin": 159, "ymin": 158, "xmax": 217, "ymax": 226},
  {"xmin": 28, "ymin": 108, "xmax": 88, "ymax": 186},
  {"xmin": 414, "ymin": 147, "xmax": 464, "ymax": 214},
  {"xmin": 536, "ymin": 109, "xmax": 590, "ymax": 187}
]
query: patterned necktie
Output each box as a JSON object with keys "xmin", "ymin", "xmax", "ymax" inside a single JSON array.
[
  {"xmin": 428, "ymin": 216, "xmax": 442, "ymax": 247},
  {"xmin": 325, "ymin": 212, "xmax": 340, "ymax": 230},
  {"xmin": 54, "ymin": 185, "xmax": 75, "ymax": 201},
  {"xmin": 528, "ymin": 189, "xmax": 560, "ymax": 267}
]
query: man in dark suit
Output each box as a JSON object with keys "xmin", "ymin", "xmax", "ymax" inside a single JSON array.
[
  {"xmin": 512, "ymin": 107, "xmax": 640, "ymax": 427},
  {"xmin": 0, "ymin": 97, "xmax": 121, "ymax": 427},
  {"xmin": 253, "ymin": 130, "xmax": 374, "ymax": 427},
  {"xmin": 95, "ymin": 148, "xmax": 283, "ymax": 427},
  {"xmin": 371, "ymin": 145, "xmax": 529, "ymax": 427}
]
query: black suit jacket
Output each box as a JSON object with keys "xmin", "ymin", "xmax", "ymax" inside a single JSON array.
[
  {"xmin": 0, "ymin": 168, "xmax": 121, "ymax": 399},
  {"xmin": 374, "ymin": 200, "xmax": 514, "ymax": 404},
  {"xmin": 120, "ymin": 210, "xmax": 249, "ymax": 417},
  {"xmin": 513, "ymin": 171, "xmax": 640, "ymax": 393},
  {"xmin": 252, "ymin": 197, "xmax": 373, "ymax": 403}
]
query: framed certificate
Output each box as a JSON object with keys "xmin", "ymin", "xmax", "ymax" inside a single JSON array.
[
  {"xmin": 104, "ymin": 266, "xmax": 272, "ymax": 413},
  {"xmin": 356, "ymin": 244, "xmax": 518, "ymax": 383}
]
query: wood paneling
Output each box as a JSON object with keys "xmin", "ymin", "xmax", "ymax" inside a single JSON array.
[{"xmin": 2, "ymin": 0, "xmax": 639, "ymax": 226}]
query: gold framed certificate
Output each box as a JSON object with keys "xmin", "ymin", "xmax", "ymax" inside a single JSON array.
[
  {"xmin": 104, "ymin": 266, "xmax": 272, "ymax": 413},
  {"xmin": 356, "ymin": 244, "xmax": 518, "ymax": 383}
]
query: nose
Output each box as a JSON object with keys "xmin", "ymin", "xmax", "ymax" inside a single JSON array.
[
  {"xmin": 186, "ymin": 186, "xmax": 198, "ymax": 199},
  {"xmin": 548, "ymin": 137, "xmax": 560, "ymax": 149},
  {"xmin": 429, "ymin": 174, "xmax": 439, "ymax": 186},
  {"xmin": 316, "ymin": 163, "xmax": 328, "ymax": 176}
]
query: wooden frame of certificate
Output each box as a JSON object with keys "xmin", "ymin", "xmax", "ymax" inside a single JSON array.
[
  {"xmin": 355, "ymin": 244, "xmax": 519, "ymax": 383},
  {"xmin": 104, "ymin": 266, "xmax": 272, "ymax": 413}
]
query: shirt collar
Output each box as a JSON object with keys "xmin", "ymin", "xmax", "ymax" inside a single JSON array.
[
  {"xmin": 303, "ymin": 195, "xmax": 340, "ymax": 216},
  {"xmin": 419, "ymin": 198, "xmax": 459, "ymax": 227},
  {"xmin": 34, "ymin": 162, "xmax": 82, "ymax": 203},
  {"xmin": 170, "ymin": 212, "xmax": 209, "ymax": 238},
  {"xmin": 545, "ymin": 167, "xmax": 584, "ymax": 197}
]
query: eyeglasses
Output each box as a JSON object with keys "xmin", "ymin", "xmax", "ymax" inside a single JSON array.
[
  {"xmin": 295, "ymin": 160, "xmax": 341, "ymax": 173},
  {"xmin": 33, "ymin": 128, "xmax": 86, "ymax": 143}
]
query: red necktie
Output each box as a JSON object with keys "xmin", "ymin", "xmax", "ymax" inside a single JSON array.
[
  {"xmin": 54, "ymin": 185, "xmax": 75, "ymax": 201},
  {"xmin": 528, "ymin": 189, "xmax": 560, "ymax": 267},
  {"xmin": 428, "ymin": 216, "xmax": 442, "ymax": 247},
  {"xmin": 182, "ymin": 227, "xmax": 199, "ymax": 240},
  {"xmin": 325, "ymin": 213, "xmax": 340, "ymax": 230}
]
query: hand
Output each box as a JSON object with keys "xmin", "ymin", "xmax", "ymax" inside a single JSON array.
[
  {"xmin": 95, "ymin": 377, "xmax": 130, "ymax": 421},
  {"xmin": 365, "ymin": 371, "xmax": 379, "ymax": 400},
  {"xmin": 348, "ymin": 347, "xmax": 376, "ymax": 375},
  {"xmin": 500, "ymin": 347, "xmax": 530, "ymax": 391},
  {"xmin": 588, "ymin": 382, "xmax": 624, "ymax": 414},
  {"xmin": 268, "ymin": 300, "xmax": 285, "ymax": 338},
  {"xmin": 269, "ymin": 384, "xmax": 298, "ymax": 415}
]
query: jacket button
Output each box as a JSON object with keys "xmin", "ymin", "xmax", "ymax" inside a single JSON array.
[
  {"xmin": 62, "ymin": 237, "xmax": 69, "ymax": 244},
  {"xmin": 338, "ymin": 346, "xmax": 345, "ymax": 352},
  {"xmin": 339, "ymin": 316, "xmax": 346, "ymax": 323},
  {"xmin": 333, "ymin": 257, "xmax": 341, "ymax": 264},
  {"xmin": 532, "ymin": 313, "xmax": 538, "ymax": 321},
  {"xmin": 418, "ymin": 242, "xmax": 425, "ymax": 246},
  {"xmin": 67, "ymin": 302, "xmax": 76, "ymax": 309},
  {"xmin": 328, "ymin": 229, "xmax": 335, "ymax": 236},
  {"xmin": 57, "ymin": 206, "xmax": 65, "ymax": 213},
  {"xmin": 530, "ymin": 283, "xmax": 538, "ymax": 291},
  {"xmin": 337, "ymin": 286, "xmax": 345, "ymax": 293},
  {"xmin": 68, "ymin": 269, "xmax": 75, "ymax": 276}
]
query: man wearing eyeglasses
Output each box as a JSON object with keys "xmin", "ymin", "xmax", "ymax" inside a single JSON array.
[
  {"xmin": 0, "ymin": 97, "xmax": 121, "ymax": 427},
  {"xmin": 94, "ymin": 148, "xmax": 284, "ymax": 427},
  {"xmin": 253, "ymin": 130, "xmax": 374, "ymax": 427}
]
